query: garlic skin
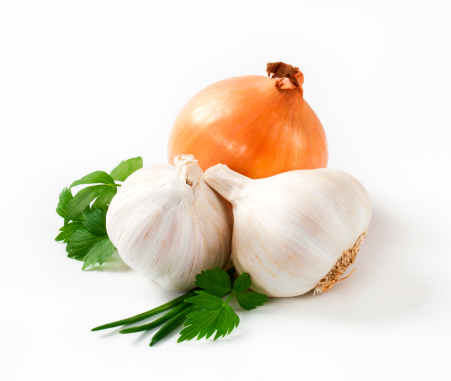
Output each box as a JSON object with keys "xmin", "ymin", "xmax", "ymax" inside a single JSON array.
[
  {"xmin": 203, "ymin": 165, "xmax": 372, "ymax": 297},
  {"xmin": 106, "ymin": 155, "xmax": 233, "ymax": 292}
]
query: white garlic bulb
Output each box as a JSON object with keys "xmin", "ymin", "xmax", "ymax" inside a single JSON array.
[
  {"xmin": 203, "ymin": 165, "xmax": 372, "ymax": 297},
  {"xmin": 106, "ymin": 155, "xmax": 233, "ymax": 292}
]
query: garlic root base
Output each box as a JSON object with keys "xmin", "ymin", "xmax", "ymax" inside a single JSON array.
[{"xmin": 314, "ymin": 232, "xmax": 367, "ymax": 294}]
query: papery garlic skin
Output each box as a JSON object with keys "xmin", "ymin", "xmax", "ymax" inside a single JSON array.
[
  {"xmin": 203, "ymin": 165, "xmax": 372, "ymax": 297},
  {"xmin": 106, "ymin": 155, "xmax": 233, "ymax": 292}
]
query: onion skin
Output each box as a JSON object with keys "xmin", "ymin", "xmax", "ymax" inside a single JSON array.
[{"xmin": 168, "ymin": 65, "xmax": 328, "ymax": 179}]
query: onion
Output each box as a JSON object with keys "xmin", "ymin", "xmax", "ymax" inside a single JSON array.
[{"xmin": 167, "ymin": 62, "xmax": 328, "ymax": 179}]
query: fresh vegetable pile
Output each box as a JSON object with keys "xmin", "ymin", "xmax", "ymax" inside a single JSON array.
[{"xmin": 55, "ymin": 62, "xmax": 372, "ymax": 346}]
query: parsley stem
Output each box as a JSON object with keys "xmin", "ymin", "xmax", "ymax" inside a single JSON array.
[
  {"xmin": 119, "ymin": 302, "xmax": 190, "ymax": 334},
  {"xmin": 149, "ymin": 304, "xmax": 196, "ymax": 347},
  {"xmin": 91, "ymin": 291, "xmax": 196, "ymax": 331},
  {"xmin": 224, "ymin": 291, "xmax": 234, "ymax": 304}
]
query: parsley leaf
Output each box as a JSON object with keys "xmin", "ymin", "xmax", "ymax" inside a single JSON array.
[
  {"xmin": 65, "ymin": 185, "xmax": 104, "ymax": 220},
  {"xmin": 66, "ymin": 229, "xmax": 104, "ymax": 260},
  {"xmin": 66, "ymin": 185, "xmax": 116, "ymax": 220},
  {"xmin": 235, "ymin": 291, "xmax": 268, "ymax": 311},
  {"xmin": 70, "ymin": 171, "xmax": 115, "ymax": 188},
  {"xmin": 55, "ymin": 220, "xmax": 84, "ymax": 243},
  {"xmin": 233, "ymin": 271, "xmax": 252, "ymax": 292},
  {"xmin": 65, "ymin": 228, "xmax": 116, "ymax": 269},
  {"xmin": 178, "ymin": 291, "xmax": 240, "ymax": 342},
  {"xmin": 82, "ymin": 238, "xmax": 115, "ymax": 270},
  {"xmin": 110, "ymin": 157, "xmax": 143, "ymax": 182},
  {"xmin": 64, "ymin": 208, "xmax": 115, "ymax": 269},
  {"xmin": 185, "ymin": 291, "xmax": 225, "ymax": 310},
  {"xmin": 91, "ymin": 185, "xmax": 116, "ymax": 210},
  {"xmin": 56, "ymin": 188, "xmax": 73, "ymax": 224},
  {"xmin": 214, "ymin": 305, "xmax": 240, "ymax": 339},
  {"xmin": 82, "ymin": 209, "xmax": 107, "ymax": 236},
  {"xmin": 194, "ymin": 267, "xmax": 232, "ymax": 297},
  {"xmin": 233, "ymin": 273, "xmax": 268, "ymax": 310}
]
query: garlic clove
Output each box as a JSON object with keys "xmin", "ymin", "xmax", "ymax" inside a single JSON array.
[
  {"xmin": 203, "ymin": 164, "xmax": 372, "ymax": 297},
  {"xmin": 106, "ymin": 155, "xmax": 233, "ymax": 292}
]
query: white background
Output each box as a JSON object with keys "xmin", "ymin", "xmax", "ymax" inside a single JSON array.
[{"xmin": 1, "ymin": 0, "xmax": 450, "ymax": 380}]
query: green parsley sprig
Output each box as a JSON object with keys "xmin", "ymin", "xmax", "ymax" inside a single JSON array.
[
  {"xmin": 179, "ymin": 268, "xmax": 267, "ymax": 342},
  {"xmin": 55, "ymin": 157, "xmax": 143, "ymax": 269},
  {"xmin": 92, "ymin": 267, "xmax": 268, "ymax": 346}
]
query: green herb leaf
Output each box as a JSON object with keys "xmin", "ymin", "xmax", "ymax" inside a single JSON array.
[
  {"xmin": 233, "ymin": 272, "xmax": 252, "ymax": 292},
  {"xmin": 82, "ymin": 209, "xmax": 107, "ymax": 236},
  {"xmin": 185, "ymin": 291, "xmax": 225, "ymax": 310},
  {"xmin": 66, "ymin": 227, "xmax": 115, "ymax": 270},
  {"xmin": 194, "ymin": 267, "xmax": 232, "ymax": 297},
  {"xmin": 66, "ymin": 229, "xmax": 103, "ymax": 261},
  {"xmin": 70, "ymin": 171, "xmax": 115, "ymax": 188},
  {"xmin": 235, "ymin": 292, "xmax": 268, "ymax": 311},
  {"xmin": 178, "ymin": 300, "xmax": 239, "ymax": 342},
  {"xmin": 65, "ymin": 185, "xmax": 102, "ymax": 220},
  {"xmin": 91, "ymin": 185, "xmax": 117, "ymax": 210},
  {"xmin": 55, "ymin": 220, "xmax": 84, "ymax": 242},
  {"xmin": 233, "ymin": 272, "xmax": 268, "ymax": 310},
  {"xmin": 65, "ymin": 185, "xmax": 116, "ymax": 221},
  {"xmin": 82, "ymin": 238, "xmax": 115, "ymax": 270},
  {"xmin": 213, "ymin": 304, "xmax": 240, "ymax": 340},
  {"xmin": 56, "ymin": 188, "xmax": 73, "ymax": 224},
  {"xmin": 110, "ymin": 157, "xmax": 143, "ymax": 182},
  {"xmin": 64, "ymin": 208, "xmax": 112, "ymax": 269}
]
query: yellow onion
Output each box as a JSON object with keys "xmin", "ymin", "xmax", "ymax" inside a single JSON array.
[{"xmin": 168, "ymin": 62, "xmax": 328, "ymax": 179}]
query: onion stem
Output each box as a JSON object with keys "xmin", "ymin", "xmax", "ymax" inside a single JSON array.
[
  {"xmin": 91, "ymin": 291, "xmax": 196, "ymax": 331},
  {"xmin": 149, "ymin": 304, "xmax": 196, "ymax": 347},
  {"xmin": 119, "ymin": 302, "xmax": 190, "ymax": 334}
]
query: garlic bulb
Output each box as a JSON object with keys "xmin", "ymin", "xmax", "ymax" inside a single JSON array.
[
  {"xmin": 203, "ymin": 165, "xmax": 372, "ymax": 297},
  {"xmin": 106, "ymin": 155, "xmax": 233, "ymax": 292}
]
